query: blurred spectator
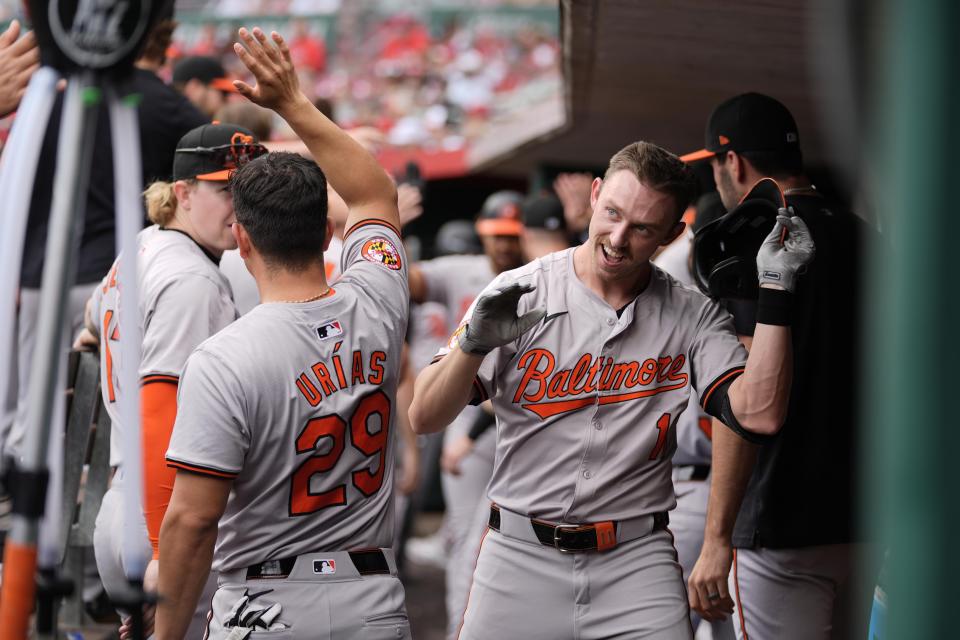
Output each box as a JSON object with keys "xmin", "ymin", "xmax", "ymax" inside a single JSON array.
[
  {"xmin": 520, "ymin": 193, "xmax": 569, "ymax": 260},
  {"xmin": 172, "ymin": 56, "xmax": 237, "ymax": 117},
  {"xmin": 288, "ymin": 19, "xmax": 327, "ymax": 74},
  {"xmin": 553, "ymin": 172, "xmax": 593, "ymax": 240},
  {"xmin": 169, "ymin": 8, "xmax": 560, "ymax": 150}
]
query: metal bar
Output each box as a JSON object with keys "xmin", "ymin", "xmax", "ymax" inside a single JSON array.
[{"xmin": 0, "ymin": 71, "xmax": 100, "ymax": 640}]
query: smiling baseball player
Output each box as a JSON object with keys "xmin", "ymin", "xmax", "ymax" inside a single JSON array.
[
  {"xmin": 410, "ymin": 141, "xmax": 815, "ymax": 639},
  {"xmin": 155, "ymin": 28, "xmax": 410, "ymax": 640}
]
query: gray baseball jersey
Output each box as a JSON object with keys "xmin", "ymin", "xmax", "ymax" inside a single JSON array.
[
  {"xmin": 220, "ymin": 235, "xmax": 344, "ymax": 316},
  {"xmin": 436, "ymin": 248, "xmax": 748, "ymax": 522},
  {"xmin": 90, "ymin": 225, "xmax": 238, "ymax": 467},
  {"xmin": 418, "ymin": 254, "xmax": 495, "ymax": 329},
  {"xmin": 166, "ymin": 221, "xmax": 409, "ymax": 572},
  {"xmin": 653, "ymin": 234, "xmax": 714, "ymax": 467}
]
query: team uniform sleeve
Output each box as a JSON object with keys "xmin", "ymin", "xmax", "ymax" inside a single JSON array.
[
  {"xmin": 140, "ymin": 274, "xmax": 238, "ymax": 380},
  {"xmin": 139, "ymin": 273, "xmax": 237, "ymax": 556},
  {"xmin": 166, "ymin": 348, "xmax": 250, "ymax": 478},
  {"xmin": 338, "ymin": 219, "xmax": 409, "ymax": 315},
  {"xmin": 688, "ymin": 298, "xmax": 749, "ymax": 419},
  {"xmin": 415, "ymin": 257, "xmax": 452, "ymax": 306}
]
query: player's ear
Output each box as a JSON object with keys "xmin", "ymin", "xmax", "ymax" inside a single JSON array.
[
  {"xmin": 589, "ymin": 177, "xmax": 603, "ymax": 209},
  {"xmin": 173, "ymin": 180, "xmax": 194, "ymax": 211},
  {"xmin": 662, "ymin": 221, "xmax": 686, "ymax": 247},
  {"xmin": 322, "ymin": 218, "xmax": 334, "ymax": 252},
  {"xmin": 233, "ymin": 222, "xmax": 252, "ymax": 258}
]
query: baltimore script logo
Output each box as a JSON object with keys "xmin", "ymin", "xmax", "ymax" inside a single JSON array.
[{"xmin": 512, "ymin": 349, "xmax": 689, "ymax": 419}]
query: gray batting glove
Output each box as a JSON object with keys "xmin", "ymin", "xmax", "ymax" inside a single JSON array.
[
  {"xmin": 457, "ymin": 282, "xmax": 546, "ymax": 356},
  {"xmin": 757, "ymin": 209, "xmax": 816, "ymax": 292}
]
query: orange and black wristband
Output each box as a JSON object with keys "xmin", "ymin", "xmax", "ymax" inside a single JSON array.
[{"xmin": 756, "ymin": 288, "xmax": 792, "ymax": 326}]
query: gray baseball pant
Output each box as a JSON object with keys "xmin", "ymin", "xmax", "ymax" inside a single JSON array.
[{"xmin": 459, "ymin": 526, "xmax": 693, "ymax": 640}]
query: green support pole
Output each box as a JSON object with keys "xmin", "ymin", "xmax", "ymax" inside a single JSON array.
[{"xmin": 869, "ymin": 0, "xmax": 960, "ymax": 637}]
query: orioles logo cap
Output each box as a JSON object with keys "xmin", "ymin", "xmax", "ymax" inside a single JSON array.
[
  {"xmin": 680, "ymin": 92, "xmax": 800, "ymax": 164},
  {"xmin": 173, "ymin": 123, "xmax": 267, "ymax": 181}
]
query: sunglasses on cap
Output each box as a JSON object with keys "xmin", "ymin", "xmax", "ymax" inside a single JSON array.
[{"xmin": 175, "ymin": 142, "xmax": 269, "ymax": 170}]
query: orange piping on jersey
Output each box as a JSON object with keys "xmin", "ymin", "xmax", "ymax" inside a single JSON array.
[
  {"xmin": 698, "ymin": 416, "xmax": 714, "ymax": 440},
  {"xmin": 141, "ymin": 379, "xmax": 179, "ymax": 558},
  {"xmin": 102, "ymin": 309, "xmax": 116, "ymax": 402},
  {"xmin": 733, "ymin": 549, "xmax": 750, "ymax": 640},
  {"xmin": 455, "ymin": 523, "xmax": 491, "ymax": 640},
  {"xmin": 700, "ymin": 367, "xmax": 745, "ymax": 411},
  {"xmin": 343, "ymin": 218, "xmax": 402, "ymax": 240},
  {"xmin": 522, "ymin": 380, "xmax": 689, "ymax": 420},
  {"xmin": 166, "ymin": 459, "xmax": 238, "ymax": 479},
  {"xmin": 472, "ymin": 377, "xmax": 489, "ymax": 403},
  {"xmin": 141, "ymin": 374, "xmax": 179, "ymax": 386}
]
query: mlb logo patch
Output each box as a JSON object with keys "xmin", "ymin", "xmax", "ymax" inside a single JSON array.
[
  {"xmin": 313, "ymin": 559, "xmax": 337, "ymax": 574},
  {"xmin": 317, "ymin": 320, "xmax": 344, "ymax": 341}
]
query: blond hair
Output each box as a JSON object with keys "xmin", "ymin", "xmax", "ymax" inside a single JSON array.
[
  {"xmin": 604, "ymin": 141, "xmax": 698, "ymax": 223},
  {"xmin": 144, "ymin": 180, "xmax": 187, "ymax": 226}
]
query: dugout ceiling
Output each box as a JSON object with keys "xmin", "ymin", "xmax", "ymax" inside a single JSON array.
[{"xmin": 482, "ymin": 0, "xmax": 847, "ymax": 178}]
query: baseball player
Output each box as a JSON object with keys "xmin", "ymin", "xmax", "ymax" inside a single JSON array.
[
  {"xmin": 683, "ymin": 93, "xmax": 871, "ymax": 639},
  {"xmin": 409, "ymin": 140, "xmax": 815, "ymax": 639},
  {"xmin": 408, "ymin": 192, "xmax": 525, "ymax": 637},
  {"xmin": 652, "ymin": 192, "xmax": 735, "ymax": 640},
  {"xmin": 156, "ymin": 28, "xmax": 409, "ymax": 640},
  {"xmin": 79, "ymin": 122, "xmax": 264, "ymax": 637}
]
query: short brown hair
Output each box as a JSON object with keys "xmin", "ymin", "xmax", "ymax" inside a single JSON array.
[
  {"xmin": 138, "ymin": 19, "xmax": 177, "ymax": 66},
  {"xmin": 603, "ymin": 141, "xmax": 698, "ymax": 223}
]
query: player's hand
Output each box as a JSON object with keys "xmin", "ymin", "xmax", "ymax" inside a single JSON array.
[
  {"xmin": 688, "ymin": 536, "xmax": 735, "ymax": 622},
  {"xmin": 457, "ymin": 283, "xmax": 545, "ymax": 356},
  {"xmin": 0, "ymin": 20, "xmax": 39, "ymax": 117},
  {"xmin": 118, "ymin": 559, "xmax": 158, "ymax": 639},
  {"xmin": 72, "ymin": 327, "xmax": 99, "ymax": 352},
  {"xmin": 397, "ymin": 183, "xmax": 424, "ymax": 226},
  {"xmin": 233, "ymin": 27, "xmax": 304, "ymax": 114},
  {"xmin": 441, "ymin": 434, "xmax": 475, "ymax": 476},
  {"xmin": 396, "ymin": 443, "xmax": 420, "ymax": 496},
  {"xmin": 756, "ymin": 209, "xmax": 815, "ymax": 292},
  {"xmin": 553, "ymin": 172, "xmax": 593, "ymax": 232}
]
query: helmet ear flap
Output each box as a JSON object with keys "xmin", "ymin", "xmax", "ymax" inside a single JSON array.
[
  {"xmin": 706, "ymin": 256, "xmax": 760, "ymax": 300},
  {"xmin": 693, "ymin": 184, "xmax": 783, "ymax": 300}
]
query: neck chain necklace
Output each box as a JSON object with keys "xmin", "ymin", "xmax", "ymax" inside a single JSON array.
[{"xmin": 277, "ymin": 288, "xmax": 330, "ymax": 304}]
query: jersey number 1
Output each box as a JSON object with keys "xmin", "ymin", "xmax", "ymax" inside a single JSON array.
[
  {"xmin": 648, "ymin": 412, "xmax": 670, "ymax": 460},
  {"xmin": 289, "ymin": 389, "xmax": 390, "ymax": 516}
]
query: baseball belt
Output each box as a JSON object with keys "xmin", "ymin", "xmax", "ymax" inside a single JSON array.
[
  {"xmin": 245, "ymin": 549, "xmax": 390, "ymax": 580},
  {"xmin": 488, "ymin": 504, "xmax": 668, "ymax": 553}
]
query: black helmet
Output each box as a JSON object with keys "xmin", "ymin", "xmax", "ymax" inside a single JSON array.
[
  {"xmin": 435, "ymin": 220, "xmax": 482, "ymax": 256},
  {"xmin": 693, "ymin": 178, "xmax": 785, "ymax": 299}
]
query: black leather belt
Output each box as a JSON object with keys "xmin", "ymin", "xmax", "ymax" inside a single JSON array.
[
  {"xmin": 246, "ymin": 549, "xmax": 389, "ymax": 579},
  {"xmin": 488, "ymin": 505, "xmax": 668, "ymax": 553}
]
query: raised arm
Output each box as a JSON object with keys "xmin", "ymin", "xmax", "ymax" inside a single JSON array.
[
  {"xmin": 232, "ymin": 27, "xmax": 399, "ymax": 233},
  {"xmin": 726, "ymin": 213, "xmax": 814, "ymax": 434}
]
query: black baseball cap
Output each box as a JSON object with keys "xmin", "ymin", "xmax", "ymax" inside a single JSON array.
[
  {"xmin": 173, "ymin": 56, "xmax": 238, "ymax": 93},
  {"xmin": 522, "ymin": 194, "xmax": 566, "ymax": 232},
  {"xmin": 173, "ymin": 123, "xmax": 267, "ymax": 181},
  {"xmin": 681, "ymin": 93, "xmax": 800, "ymax": 163}
]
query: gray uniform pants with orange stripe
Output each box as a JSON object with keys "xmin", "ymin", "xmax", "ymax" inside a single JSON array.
[
  {"xmin": 459, "ymin": 527, "xmax": 692, "ymax": 640},
  {"xmin": 730, "ymin": 544, "xmax": 873, "ymax": 640}
]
